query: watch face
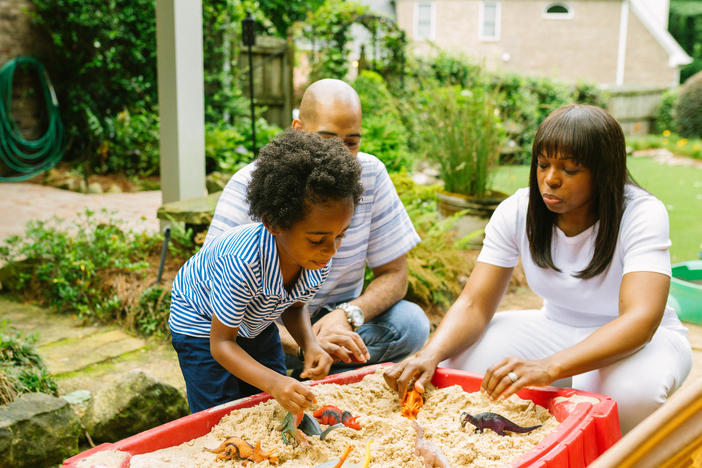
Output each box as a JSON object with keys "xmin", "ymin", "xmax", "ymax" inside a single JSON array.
[{"xmin": 350, "ymin": 310, "xmax": 363, "ymax": 326}]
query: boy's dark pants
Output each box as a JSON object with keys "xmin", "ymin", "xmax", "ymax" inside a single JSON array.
[{"xmin": 171, "ymin": 323, "xmax": 285, "ymax": 413}]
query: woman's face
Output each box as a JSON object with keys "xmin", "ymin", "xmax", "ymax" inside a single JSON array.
[
  {"xmin": 536, "ymin": 153, "xmax": 595, "ymax": 221},
  {"xmin": 271, "ymin": 197, "xmax": 355, "ymax": 271}
]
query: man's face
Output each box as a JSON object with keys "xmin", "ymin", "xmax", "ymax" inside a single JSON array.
[{"xmin": 293, "ymin": 103, "xmax": 362, "ymax": 156}]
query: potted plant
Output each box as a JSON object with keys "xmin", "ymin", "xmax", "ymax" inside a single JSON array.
[{"xmin": 416, "ymin": 85, "xmax": 507, "ymax": 247}]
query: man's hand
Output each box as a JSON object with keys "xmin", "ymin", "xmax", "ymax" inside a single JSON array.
[{"xmin": 312, "ymin": 309, "xmax": 370, "ymax": 364}]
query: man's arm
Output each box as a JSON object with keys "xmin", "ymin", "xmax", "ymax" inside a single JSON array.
[
  {"xmin": 310, "ymin": 254, "xmax": 407, "ymax": 363},
  {"xmin": 345, "ymin": 254, "xmax": 408, "ymax": 322}
]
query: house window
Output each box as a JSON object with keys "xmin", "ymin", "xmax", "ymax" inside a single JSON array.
[
  {"xmin": 543, "ymin": 3, "xmax": 573, "ymax": 19},
  {"xmin": 479, "ymin": 1, "xmax": 501, "ymax": 41},
  {"xmin": 415, "ymin": 1, "xmax": 434, "ymax": 40}
]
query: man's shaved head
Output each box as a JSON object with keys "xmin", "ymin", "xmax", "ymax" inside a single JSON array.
[
  {"xmin": 299, "ymin": 79, "xmax": 362, "ymax": 123},
  {"xmin": 293, "ymin": 79, "xmax": 363, "ymax": 156}
]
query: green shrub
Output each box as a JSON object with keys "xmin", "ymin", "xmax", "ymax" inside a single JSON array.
[
  {"xmin": 0, "ymin": 320, "xmax": 58, "ymax": 405},
  {"xmin": 675, "ymin": 71, "xmax": 702, "ymax": 138},
  {"xmin": 353, "ymin": 71, "xmax": 396, "ymax": 117},
  {"xmin": 0, "ymin": 210, "xmax": 194, "ymax": 329},
  {"xmin": 88, "ymin": 108, "xmax": 160, "ymax": 176},
  {"xmin": 416, "ymin": 85, "xmax": 504, "ymax": 196},
  {"xmin": 206, "ymin": 119, "xmax": 282, "ymax": 174},
  {"xmin": 352, "ymin": 71, "xmax": 413, "ymax": 172},
  {"xmin": 655, "ymin": 88, "xmax": 679, "ymax": 134},
  {"xmin": 131, "ymin": 286, "xmax": 172, "ymax": 339},
  {"xmin": 391, "ymin": 172, "xmax": 467, "ymax": 307},
  {"xmin": 405, "ymin": 54, "xmax": 607, "ymax": 164}
]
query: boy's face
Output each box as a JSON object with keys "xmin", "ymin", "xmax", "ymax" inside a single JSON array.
[
  {"xmin": 270, "ymin": 197, "xmax": 355, "ymax": 272},
  {"xmin": 292, "ymin": 103, "xmax": 362, "ymax": 156}
]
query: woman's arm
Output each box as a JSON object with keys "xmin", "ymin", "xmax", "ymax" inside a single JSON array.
[
  {"xmin": 281, "ymin": 303, "xmax": 333, "ymax": 380},
  {"xmin": 210, "ymin": 314, "xmax": 316, "ymax": 413},
  {"xmin": 483, "ymin": 271, "xmax": 669, "ymax": 400},
  {"xmin": 384, "ymin": 262, "xmax": 514, "ymax": 399}
]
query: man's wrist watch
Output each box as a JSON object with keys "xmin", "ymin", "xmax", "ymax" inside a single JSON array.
[{"xmin": 337, "ymin": 302, "xmax": 364, "ymax": 331}]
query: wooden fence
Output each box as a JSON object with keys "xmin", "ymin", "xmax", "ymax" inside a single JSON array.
[{"xmin": 238, "ymin": 35, "xmax": 294, "ymax": 129}]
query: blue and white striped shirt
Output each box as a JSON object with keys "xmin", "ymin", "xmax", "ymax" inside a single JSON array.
[
  {"xmin": 169, "ymin": 223, "xmax": 330, "ymax": 338},
  {"xmin": 204, "ymin": 152, "xmax": 421, "ymax": 315}
]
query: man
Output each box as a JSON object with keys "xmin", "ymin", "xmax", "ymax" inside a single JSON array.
[{"xmin": 205, "ymin": 78, "xmax": 429, "ymax": 373}]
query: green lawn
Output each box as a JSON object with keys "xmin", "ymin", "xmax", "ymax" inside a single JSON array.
[{"xmin": 491, "ymin": 157, "xmax": 702, "ymax": 263}]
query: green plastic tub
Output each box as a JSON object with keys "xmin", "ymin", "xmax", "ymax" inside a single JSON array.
[{"xmin": 668, "ymin": 260, "xmax": 702, "ymax": 325}]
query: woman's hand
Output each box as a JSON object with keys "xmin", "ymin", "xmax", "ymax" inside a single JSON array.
[
  {"xmin": 383, "ymin": 352, "xmax": 440, "ymax": 400},
  {"xmin": 269, "ymin": 375, "xmax": 317, "ymax": 414},
  {"xmin": 482, "ymin": 356, "xmax": 558, "ymax": 401},
  {"xmin": 299, "ymin": 344, "xmax": 334, "ymax": 380}
]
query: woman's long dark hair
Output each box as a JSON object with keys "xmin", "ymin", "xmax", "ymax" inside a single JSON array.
[{"xmin": 526, "ymin": 105, "xmax": 633, "ymax": 279}]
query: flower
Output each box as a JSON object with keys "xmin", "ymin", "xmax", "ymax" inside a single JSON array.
[
  {"xmin": 676, "ymin": 138, "xmax": 688, "ymax": 147},
  {"xmin": 662, "ymin": 130, "xmax": 671, "ymax": 136}
]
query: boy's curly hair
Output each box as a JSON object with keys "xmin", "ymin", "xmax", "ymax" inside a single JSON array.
[{"xmin": 247, "ymin": 129, "xmax": 363, "ymax": 230}]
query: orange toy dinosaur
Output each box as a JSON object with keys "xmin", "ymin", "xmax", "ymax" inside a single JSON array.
[
  {"xmin": 401, "ymin": 386, "xmax": 424, "ymax": 420},
  {"xmin": 205, "ymin": 437, "xmax": 278, "ymax": 465}
]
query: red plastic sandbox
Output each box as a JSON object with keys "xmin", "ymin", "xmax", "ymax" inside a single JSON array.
[{"xmin": 63, "ymin": 364, "xmax": 620, "ymax": 468}]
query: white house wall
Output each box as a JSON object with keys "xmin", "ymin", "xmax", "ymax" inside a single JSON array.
[{"xmin": 396, "ymin": 0, "xmax": 683, "ymax": 87}]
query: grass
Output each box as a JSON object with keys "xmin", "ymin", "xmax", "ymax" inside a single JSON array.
[{"xmin": 490, "ymin": 157, "xmax": 702, "ymax": 263}]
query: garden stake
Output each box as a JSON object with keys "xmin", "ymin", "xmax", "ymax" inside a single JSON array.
[{"xmin": 156, "ymin": 226, "xmax": 171, "ymax": 284}]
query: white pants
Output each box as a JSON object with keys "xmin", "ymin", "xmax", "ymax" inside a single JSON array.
[{"xmin": 440, "ymin": 309, "xmax": 693, "ymax": 434}]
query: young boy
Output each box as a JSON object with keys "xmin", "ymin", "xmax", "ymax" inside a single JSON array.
[{"xmin": 169, "ymin": 130, "xmax": 363, "ymax": 414}]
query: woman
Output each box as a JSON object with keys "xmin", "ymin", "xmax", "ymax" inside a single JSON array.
[{"xmin": 384, "ymin": 105, "xmax": 691, "ymax": 433}]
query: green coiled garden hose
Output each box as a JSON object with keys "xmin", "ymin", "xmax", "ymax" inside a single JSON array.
[{"xmin": 0, "ymin": 56, "xmax": 65, "ymax": 182}]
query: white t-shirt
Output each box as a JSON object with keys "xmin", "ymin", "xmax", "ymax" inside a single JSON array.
[{"xmin": 478, "ymin": 185, "xmax": 684, "ymax": 330}]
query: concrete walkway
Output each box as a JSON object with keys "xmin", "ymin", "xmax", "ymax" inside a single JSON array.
[
  {"xmin": 0, "ymin": 182, "xmax": 162, "ymax": 241},
  {"xmin": 2, "ymin": 296, "xmax": 186, "ymax": 397}
]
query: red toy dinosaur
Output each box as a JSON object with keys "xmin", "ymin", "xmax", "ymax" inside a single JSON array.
[{"xmin": 313, "ymin": 405, "xmax": 362, "ymax": 430}]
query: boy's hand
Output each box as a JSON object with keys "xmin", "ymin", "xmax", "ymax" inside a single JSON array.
[
  {"xmin": 270, "ymin": 375, "xmax": 317, "ymax": 414},
  {"xmin": 300, "ymin": 344, "xmax": 333, "ymax": 380}
]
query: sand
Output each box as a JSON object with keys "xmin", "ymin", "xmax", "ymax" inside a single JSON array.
[{"xmin": 124, "ymin": 370, "xmax": 558, "ymax": 467}]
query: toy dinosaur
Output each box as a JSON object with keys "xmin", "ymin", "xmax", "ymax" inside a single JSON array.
[
  {"xmin": 313, "ymin": 405, "xmax": 362, "ymax": 430},
  {"xmin": 401, "ymin": 387, "xmax": 424, "ymax": 419},
  {"xmin": 280, "ymin": 411, "xmax": 344, "ymax": 445},
  {"xmin": 460, "ymin": 411, "xmax": 542, "ymax": 436},
  {"xmin": 411, "ymin": 420, "xmax": 452, "ymax": 467},
  {"xmin": 280, "ymin": 412, "xmax": 308, "ymax": 446},
  {"xmin": 205, "ymin": 437, "xmax": 278, "ymax": 465}
]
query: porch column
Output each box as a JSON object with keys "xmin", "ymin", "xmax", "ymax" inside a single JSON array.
[{"xmin": 155, "ymin": 0, "xmax": 206, "ymax": 211}]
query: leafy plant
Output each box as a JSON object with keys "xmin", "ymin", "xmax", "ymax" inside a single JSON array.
[
  {"xmin": 0, "ymin": 319, "xmax": 58, "ymax": 405},
  {"xmin": 416, "ymin": 85, "xmax": 504, "ymax": 196},
  {"xmin": 206, "ymin": 119, "xmax": 282, "ymax": 174},
  {"xmin": 131, "ymin": 286, "xmax": 172, "ymax": 339},
  {"xmin": 29, "ymin": 0, "xmax": 279, "ymax": 174},
  {"xmin": 674, "ymin": 71, "xmax": 702, "ymax": 138},
  {"xmin": 391, "ymin": 172, "xmax": 468, "ymax": 306},
  {"xmin": 655, "ymin": 88, "xmax": 680, "ymax": 134},
  {"xmin": 300, "ymin": 0, "xmax": 369, "ymax": 81},
  {"xmin": 88, "ymin": 108, "xmax": 160, "ymax": 176},
  {"xmin": 352, "ymin": 71, "xmax": 413, "ymax": 172},
  {"xmin": 0, "ymin": 210, "xmax": 194, "ymax": 333}
]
